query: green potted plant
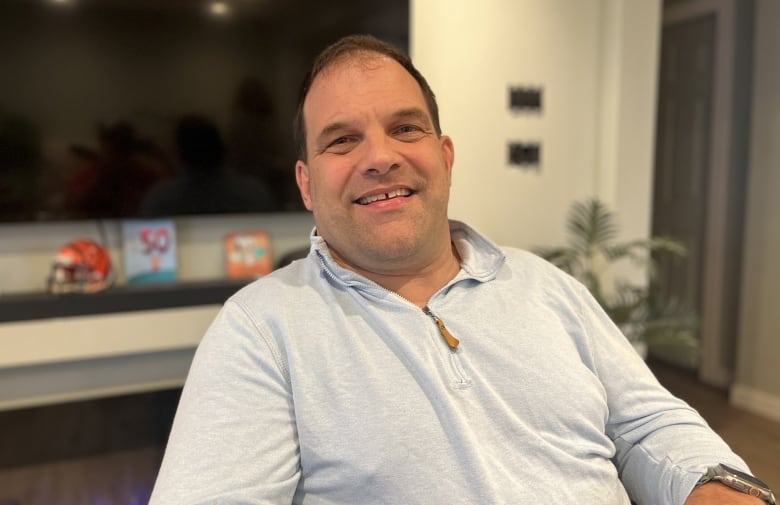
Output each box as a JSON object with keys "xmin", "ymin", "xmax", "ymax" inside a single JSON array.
[{"xmin": 535, "ymin": 198, "xmax": 699, "ymax": 363}]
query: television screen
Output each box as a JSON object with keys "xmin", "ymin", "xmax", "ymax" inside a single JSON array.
[{"xmin": 0, "ymin": 0, "xmax": 409, "ymax": 222}]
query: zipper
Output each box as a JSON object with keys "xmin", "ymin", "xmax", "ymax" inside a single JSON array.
[
  {"xmin": 317, "ymin": 251, "xmax": 470, "ymax": 386},
  {"xmin": 422, "ymin": 305, "xmax": 471, "ymax": 388},
  {"xmin": 422, "ymin": 306, "xmax": 460, "ymax": 349},
  {"xmin": 318, "ymin": 252, "xmax": 462, "ymax": 350}
]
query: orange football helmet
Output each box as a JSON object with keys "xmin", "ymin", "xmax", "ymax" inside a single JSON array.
[{"xmin": 48, "ymin": 239, "xmax": 113, "ymax": 294}]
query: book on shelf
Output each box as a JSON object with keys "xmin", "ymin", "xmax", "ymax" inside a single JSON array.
[
  {"xmin": 121, "ymin": 219, "xmax": 178, "ymax": 285},
  {"xmin": 224, "ymin": 230, "xmax": 273, "ymax": 279}
]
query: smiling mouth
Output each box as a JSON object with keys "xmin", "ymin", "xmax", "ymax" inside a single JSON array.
[{"xmin": 356, "ymin": 188, "xmax": 413, "ymax": 205}]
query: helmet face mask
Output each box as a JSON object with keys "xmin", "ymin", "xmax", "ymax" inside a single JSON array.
[{"xmin": 48, "ymin": 239, "xmax": 113, "ymax": 294}]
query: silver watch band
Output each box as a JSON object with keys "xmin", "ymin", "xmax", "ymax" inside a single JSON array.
[{"xmin": 695, "ymin": 464, "xmax": 776, "ymax": 505}]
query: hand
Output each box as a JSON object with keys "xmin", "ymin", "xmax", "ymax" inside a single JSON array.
[{"xmin": 685, "ymin": 482, "xmax": 766, "ymax": 504}]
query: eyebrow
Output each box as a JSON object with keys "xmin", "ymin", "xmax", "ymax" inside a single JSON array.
[
  {"xmin": 317, "ymin": 121, "xmax": 351, "ymax": 144},
  {"xmin": 392, "ymin": 107, "xmax": 432, "ymax": 127},
  {"xmin": 315, "ymin": 107, "xmax": 433, "ymax": 145}
]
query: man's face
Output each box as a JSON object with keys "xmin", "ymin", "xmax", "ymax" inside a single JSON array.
[{"xmin": 296, "ymin": 55, "xmax": 455, "ymax": 275}]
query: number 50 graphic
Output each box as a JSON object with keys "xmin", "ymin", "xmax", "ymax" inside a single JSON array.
[
  {"xmin": 140, "ymin": 227, "xmax": 172, "ymax": 255},
  {"xmin": 122, "ymin": 220, "xmax": 177, "ymax": 283}
]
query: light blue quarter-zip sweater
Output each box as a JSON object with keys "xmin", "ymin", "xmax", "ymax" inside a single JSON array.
[{"xmin": 150, "ymin": 220, "xmax": 748, "ymax": 505}]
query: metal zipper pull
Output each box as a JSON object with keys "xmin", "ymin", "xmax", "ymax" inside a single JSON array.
[{"xmin": 423, "ymin": 306, "xmax": 460, "ymax": 349}]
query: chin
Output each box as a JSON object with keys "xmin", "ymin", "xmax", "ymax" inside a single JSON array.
[{"xmin": 363, "ymin": 236, "xmax": 422, "ymax": 263}]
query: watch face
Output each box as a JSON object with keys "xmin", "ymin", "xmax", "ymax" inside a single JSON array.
[{"xmin": 720, "ymin": 463, "xmax": 771, "ymax": 488}]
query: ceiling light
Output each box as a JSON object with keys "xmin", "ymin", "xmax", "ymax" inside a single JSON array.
[{"xmin": 209, "ymin": 1, "xmax": 231, "ymax": 17}]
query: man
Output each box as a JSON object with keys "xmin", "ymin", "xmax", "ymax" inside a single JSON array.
[{"xmin": 150, "ymin": 35, "xmax": 775, "ymax": 504}]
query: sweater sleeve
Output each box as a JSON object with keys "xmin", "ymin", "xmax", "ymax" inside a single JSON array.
[
  {"xmin": 149, "ymin": 299, "xmax": 300, "ymax": 505},
  {"xmin": 573, "ymin": 283, "xmax": 750, "ymax": 505}
]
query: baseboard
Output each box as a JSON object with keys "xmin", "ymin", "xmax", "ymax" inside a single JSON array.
[{"xmin": 730, "ymin": 383, "xmax": 780, "ymax": 423}]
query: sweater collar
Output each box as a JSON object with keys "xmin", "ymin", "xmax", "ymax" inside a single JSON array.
[{"xmin": 308, "ymin": 220, "xmax": 505, "ymax": 288}]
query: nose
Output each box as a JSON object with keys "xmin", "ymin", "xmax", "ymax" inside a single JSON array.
[{"xmin": 360, "ymin": 129, "xmax": 400, "ymax": 176}]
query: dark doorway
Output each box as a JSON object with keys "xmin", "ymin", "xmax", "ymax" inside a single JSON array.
[
  {"xmin": 651, "ymin": 0, "xmax": 754, "ymax": 387},
  {"xmin": 650, "ymin": 14, "xmax": 715, "ymax": 368}
]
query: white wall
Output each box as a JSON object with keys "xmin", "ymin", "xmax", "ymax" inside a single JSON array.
[{"xmin": 411, "ymin": 0, "xmax": 660, "ymax": 251}]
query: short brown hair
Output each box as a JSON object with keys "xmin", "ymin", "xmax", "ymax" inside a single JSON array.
[{"xmin": 293, "ymin": 34, "xmax": 441, "ymax": 162}]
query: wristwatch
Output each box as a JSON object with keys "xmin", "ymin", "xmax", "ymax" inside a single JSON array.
[{"xmin": 695, "ymin": 463, "xmax": 776, "ymax": 504}]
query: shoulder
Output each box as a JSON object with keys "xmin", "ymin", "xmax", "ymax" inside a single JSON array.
[
  {"xmin": 229, "ymin": 257, "xmax": 314, "ymax": 308},
  {"xmin": 500, "ymin": 246, "xmax": 578, "ymax": 284},
  {"xmin": 490, "ymin": 245, "xmax": 598, "ymax": 319}
]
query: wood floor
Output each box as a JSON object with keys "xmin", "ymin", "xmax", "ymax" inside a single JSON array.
[{"xmin": 0, "ymin": 362, "xmax": 777, "ymax": 504}]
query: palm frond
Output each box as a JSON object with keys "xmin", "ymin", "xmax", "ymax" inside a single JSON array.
[
  {"xmin": 566, "ymin": 199, "xmax": 618, "ymax": 254},
  {"xmin": 537, "ymin": 197, "xmax": 698, "ymax": 348}
]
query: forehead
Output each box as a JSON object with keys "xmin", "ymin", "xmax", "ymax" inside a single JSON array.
[{"xmin": 303, "ymin": 54, "xmax": 428, "ymax": 125}]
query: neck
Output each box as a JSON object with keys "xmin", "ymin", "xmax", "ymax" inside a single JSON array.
[{"xmin": 333, "ymin": 242, "xmax": 462, "ymax": 307}]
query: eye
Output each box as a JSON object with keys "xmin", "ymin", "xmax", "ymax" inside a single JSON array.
[
  {"xmin": 393, "ymin": 124, "xmax": 427, "ymax": 142},
  {"xmin": 324, "ymin": 136, "xmax": 358, "ymax": 154}
]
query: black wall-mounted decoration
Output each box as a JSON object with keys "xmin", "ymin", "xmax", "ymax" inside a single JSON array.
[
  {"xmin": 509, "ymin": 86, "xmax": 543, "ymax": 112},
  {"xmin": 508, "ymin": 142, "xmax": 541, "ymax": 170}
]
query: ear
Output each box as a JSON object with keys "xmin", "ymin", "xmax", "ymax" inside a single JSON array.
[
  {"xmin": 295, "ymin": 160, "xmax": 314, "ymax": 211},
  {"xmin": 440, "ymin": 135, "xmax": 455, "ymax": 184}
]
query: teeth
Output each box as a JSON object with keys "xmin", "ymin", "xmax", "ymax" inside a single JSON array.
[{"xmin": 358, "ymin": 188, "xmax": 411, "ymax": 205}]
